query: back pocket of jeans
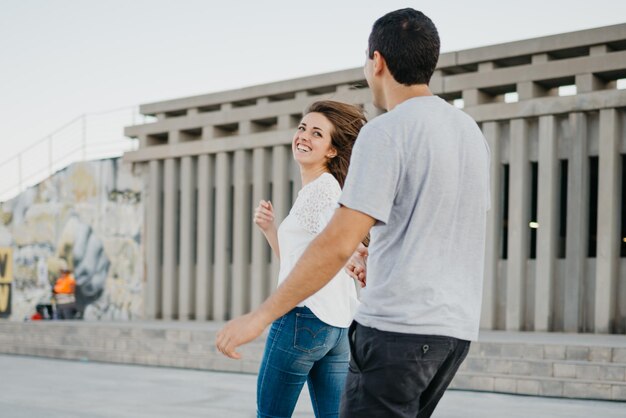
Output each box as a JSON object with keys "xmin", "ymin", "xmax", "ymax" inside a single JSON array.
[{"xmin": 294, "ymin": 312, "xmax": 331, "ymax": 353}]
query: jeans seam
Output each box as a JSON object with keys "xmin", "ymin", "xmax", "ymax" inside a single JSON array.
[
  {"xmin": 308, "ymin": 376, "xmax": 321, "ymax": 417},
  {"xmin": 258, "ymin": 313, "xmax": 288, "ymax": 410}
]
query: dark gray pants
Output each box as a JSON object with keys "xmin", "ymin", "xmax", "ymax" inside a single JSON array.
[
  {"xmin": 340, "ymin": 322, "xmax": 470, "ymax": 418},
  {"xmin": 57, "ymin": 302, "xmax": 77, "ymax": 320}
]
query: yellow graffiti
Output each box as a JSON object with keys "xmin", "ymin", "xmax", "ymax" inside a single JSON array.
[
  {"xmin": 0, "ymin": 285, "xmax": 9, "ymax": 312},
  {"xmin": 0, "ymin": 248, "xmax": 12, "ymax": 284}
]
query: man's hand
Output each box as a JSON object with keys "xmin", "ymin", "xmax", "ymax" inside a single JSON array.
[
  {"xmin": 216, "ymin": 311, "xmax": 269, "ymax": 359},
  {"xmin": 346, "ymin": 243, "xmax": 368, "ymax": 288}
]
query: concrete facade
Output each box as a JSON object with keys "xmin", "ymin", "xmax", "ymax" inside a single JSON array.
[{"xmin": 124, "ymin": 24, "xmax": 626, "ymax": 334}]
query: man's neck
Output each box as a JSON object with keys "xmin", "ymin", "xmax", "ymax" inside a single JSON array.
[{"xmin": 383, "ymin": 83, "xmax": 433, "ymax": 111}]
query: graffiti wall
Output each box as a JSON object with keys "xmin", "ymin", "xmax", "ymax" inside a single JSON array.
[{"xmin": 0, "ymin": 158, "xmax": 145, "ymax": 320}]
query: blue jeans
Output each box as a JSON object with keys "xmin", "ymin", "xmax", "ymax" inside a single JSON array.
[{"xmin": 257, "ymin": 307, "xmax": 349, "ymax": 418}]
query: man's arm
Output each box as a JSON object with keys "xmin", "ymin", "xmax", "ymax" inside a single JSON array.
[{"xmin": 216, "ymin": 206, "xmax": 375, "ymax": 359}]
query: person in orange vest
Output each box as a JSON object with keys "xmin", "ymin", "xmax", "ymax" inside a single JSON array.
[{"xmin": 53, "ymin": 266, "xmax": 77, "ymax": 320}]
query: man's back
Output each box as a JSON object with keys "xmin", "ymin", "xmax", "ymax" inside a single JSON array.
[{"xmin": 340, "ymin": 95, "xmax": 490, "ymax": 341}]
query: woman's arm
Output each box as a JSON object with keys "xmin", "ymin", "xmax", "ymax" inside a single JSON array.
[{"xmin": 261, "ymin": 226, "xmax": 280, "ymax": 259}]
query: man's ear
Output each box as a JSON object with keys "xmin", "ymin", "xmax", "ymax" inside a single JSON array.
[{"xmin": 372, "ymin": 51, "xmax": 386, "ymax": 76}]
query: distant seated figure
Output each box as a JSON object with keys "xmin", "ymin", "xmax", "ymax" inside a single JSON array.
[{"xmin": 54, "ymin": 267, "xmax": 77, "ymax": 320}]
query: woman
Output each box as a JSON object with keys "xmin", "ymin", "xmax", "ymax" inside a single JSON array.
[{"xmin": 253, "ymin": 100, "xmax": 366, "ymax": 417}]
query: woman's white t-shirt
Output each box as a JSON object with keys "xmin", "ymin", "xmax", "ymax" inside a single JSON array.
[{"xmin": 276, "ymin": 172, "xmax": 359, "ymax": 328}]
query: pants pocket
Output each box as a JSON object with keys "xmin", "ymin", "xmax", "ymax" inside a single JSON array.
[{"xmin": 293, "ymin": 312, "xmax": 331, "ymax": 353}]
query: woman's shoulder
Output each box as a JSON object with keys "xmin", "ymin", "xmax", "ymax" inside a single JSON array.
[{"xmin": 304, "ymin": 172, "xmax": 341, "ymax": 199}]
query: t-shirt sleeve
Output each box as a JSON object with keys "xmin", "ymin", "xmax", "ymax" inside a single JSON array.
[{"xmin": 339, "ymin": 124, "xmax": 402, "ymax": 224}]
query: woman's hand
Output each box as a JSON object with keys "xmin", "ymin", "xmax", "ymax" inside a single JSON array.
[
  {"xmin": 254, "ymin": 200, "xmax": 276, "ymax": 233},
  {"xmin": 346, "ymin": 243, "xmax": 368, "ymax": 288}
]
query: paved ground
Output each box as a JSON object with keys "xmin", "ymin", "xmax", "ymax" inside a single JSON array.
[{"xmin": 0, "ymin": 355, "xmax": 624, "ymax": 418}]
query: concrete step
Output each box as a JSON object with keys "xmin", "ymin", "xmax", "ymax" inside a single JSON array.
[
  {"xmin": 0, "ymin": 342, "xmax": 261, "ymax": 373},
  {"xmin": 1, "ymin": 321, "xmax": 625, "ymax": 401},
  {"xmin": 459, "ymin": 356, "xmax": 626, "ymax": 382},
  {"xmin": 451, "ymin": 371, "xmax": 626, "ymax": 401}
]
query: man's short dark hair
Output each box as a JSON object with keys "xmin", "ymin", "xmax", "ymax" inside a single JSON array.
[{"xmin": 368, "ymin": 8, "xmax": 440, "ymax": 86}]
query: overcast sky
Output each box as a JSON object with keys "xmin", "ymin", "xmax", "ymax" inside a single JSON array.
[{"xmin": 1, "ymin": 0, "xmax": 625, "ymax": 166}]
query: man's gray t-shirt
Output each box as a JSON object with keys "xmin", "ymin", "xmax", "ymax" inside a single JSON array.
[{"xmin": 339, "ymin": 96, "xmax": 490, "ymax": 341}]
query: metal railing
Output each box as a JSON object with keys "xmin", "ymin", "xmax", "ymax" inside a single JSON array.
[{"xmin": 0, "ymin": 106, "xmax": 152, "ymax": 202}]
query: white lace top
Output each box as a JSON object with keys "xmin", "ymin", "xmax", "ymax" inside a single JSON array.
[{"xmin": 277, "ymin": 172, "xmax": 359, "ymax": 328}]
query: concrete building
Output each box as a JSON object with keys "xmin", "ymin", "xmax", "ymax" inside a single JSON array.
[{"xmin": 124, "ymin": 23, "xmax": 626, "ymax": 335}]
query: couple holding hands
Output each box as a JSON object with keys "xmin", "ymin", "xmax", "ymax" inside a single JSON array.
[{"xmin": 218, "ymin": 8, "xmax": 490, "ymax": 418}]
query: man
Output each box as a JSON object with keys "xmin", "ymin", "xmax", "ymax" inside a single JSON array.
[
  {"xmin": 53, "ymin": 264, "xmax": 77, "ymax": 320},
  {"xmin": 217, "ymin": 8, "xmax": 490, "ymax": 417}
]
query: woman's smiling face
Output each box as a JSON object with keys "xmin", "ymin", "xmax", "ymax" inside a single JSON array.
[{"xmin": 292, "ymin": 111, "xmax": 336, "ymax": 167}]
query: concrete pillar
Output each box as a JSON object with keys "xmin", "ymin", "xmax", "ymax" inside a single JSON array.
[
  {"xmin": 479, "ymin": 62, "xmax": 495, "ymax": 71},
  {"xmin": 506, "ymin": 119, "xmax": 529, "ymax": 331},
  {"xmin": 576, "ymin": 74, "xmax": 605, "ymax": 94},
  {"xmin": 162, "ymin": 158, "xmax": 179, "ymax": 320},
  {"xmin": 463, "ymin": 89, "xmax": 491, "ymax": 106},
  {"xmin": 139, "ymin": 134, "xmax": 149, "ymax": 149},
  {"xmin": 481, "ymin": 122, "xmax": 500, "ymax": 330},
  {"xmin": 564, "ymin": 113, "xmax": 588, "ymax": 333},
  {"xmin": 178, "ymin": 156, "xmax": 196, "ymax": 320},
  {"xmin": 202, "ymin": 126, "xmax": 214, "ymax": 141},
  {"xmin": 532, "ymin": 54, "xmax": 549, "ymax": 64},
  {"xmin": 590, "ymin": 45, "xmax": 609, "ymax": 55},
  {"xmin": 213, "ymin": 152, "xmax": 230, "ymax": 320},
  {"xmin": 277, "ymin": 115, "xmax": 290, "ymax": 131},
  {"xmin": 595, "ymin": 109, "xmax": 620, "ymax": 333},
  {"xmin": 145, "ymin": 160, "xmax": 163, "ymax": 319},
  {"xmin": 195, "ymin": 154, "xmax": 214, "ymax": 321},
  {"xmin": 231, "ymin": 150, "xmax": 251, "ymax": 316},
  {"xmin": 250, "ymin": 148, "xmax": 270, "ymax": 310},
  {"xmin": 535, "ymin": 116, "xmax": 558, "ymax": 331},
  {"xmin": 239, "ymin": 121, "xmax": 253, "ymax": 136},
  {"xmin": 517, "ymin": 82, "xmax": 548, "ymax": 100},
  {"xmin": 269, "ymin": 145, "xmax": 289, "ymax": 294},
  {"xmin": 169, "ymin": 130, "xmax": 181, "ymax": 145}
]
